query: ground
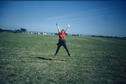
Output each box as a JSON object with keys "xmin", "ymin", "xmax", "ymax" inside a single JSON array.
[{"xmin": 0, "ymin": 32, "xmax": 126, "ymax": 84}]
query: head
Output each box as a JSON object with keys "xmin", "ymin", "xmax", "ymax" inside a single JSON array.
[{"xmin": 61, "ymin": 29, "xmax": 65, "ymax": 33}]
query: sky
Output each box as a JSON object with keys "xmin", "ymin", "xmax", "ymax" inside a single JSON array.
[{"xmin": 0, "ymin": 1, "xmax": 126, "ymax": 37}]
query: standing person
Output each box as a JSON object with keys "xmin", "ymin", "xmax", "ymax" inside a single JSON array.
[{"xmin": 54, "ymin": 23, "xmax": 71, "ymax": 57}]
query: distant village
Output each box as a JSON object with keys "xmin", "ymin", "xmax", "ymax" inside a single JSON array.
[
  {"xmin": 0, "ymin": 28, "xmax": 125, "ymax": 38},
  {"xmin": 25, "ymin": 31, "xmax": 83, "ymax": 36},
  {"xmin": 0, "ymin": 28, "xmax": 82, "ymax": 36}
]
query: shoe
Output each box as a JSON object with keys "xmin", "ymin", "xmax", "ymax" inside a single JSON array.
[{"xmin": 68, "ymin": 54, "xmax": 71, "ymax": 57}]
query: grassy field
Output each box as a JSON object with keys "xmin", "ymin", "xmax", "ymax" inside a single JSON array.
[{"xmin": 0, "ymin": 32, "xmax": 126, "ymax": 84}]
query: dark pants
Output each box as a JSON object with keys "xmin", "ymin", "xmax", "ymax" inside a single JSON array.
[{"xmin": 55, "ymin": 39, "xmax": 71, "ymax": 56}]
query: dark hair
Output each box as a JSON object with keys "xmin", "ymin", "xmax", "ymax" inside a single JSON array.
[
  {"xmin": 61, "ymin": 29, "xmax": 64, "ymax": 31},
  {"xmin": 61, "ymin": 29, "xmax": 65, "ymax": 33}
]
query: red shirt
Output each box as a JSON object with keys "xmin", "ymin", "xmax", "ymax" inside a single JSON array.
[{"xmin": 58, "ymin": 32, "xmax": 66, "ymax": 39}]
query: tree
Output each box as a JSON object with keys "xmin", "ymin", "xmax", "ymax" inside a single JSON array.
[
  {"xmin": 20, "ymin": 28, "xmax": 27, "ymax": 32},
  {"xmin": 0, "ymin": 28, "xmax": 3, "ymax": 32}
]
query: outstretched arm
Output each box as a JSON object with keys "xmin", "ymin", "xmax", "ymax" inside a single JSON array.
[
  {"xmin": 56, "ymin": 23, "xmax": 60, "ymax": 32},
  {"xmin": 65, "ymin": 24, "xmax": 70, "ymax": 33}
]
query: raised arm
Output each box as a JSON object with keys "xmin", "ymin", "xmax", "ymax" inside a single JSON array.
[
  {"xmin": 65, "ymin": 24, "xmax": 70, "ymax": 33},
  {"xmin": 56, "ymin": 23, "xmax": 60, "ymax": 32}
]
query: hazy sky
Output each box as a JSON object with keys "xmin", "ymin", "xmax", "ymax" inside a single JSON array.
[{"xmin": 0, "ymin": 1, "xmax": 126, "ymax": 36}]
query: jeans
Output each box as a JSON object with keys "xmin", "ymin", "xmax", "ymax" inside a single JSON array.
[{"xmin": 55, "ymin": 39, "xmax": 71, "ymax": 56}]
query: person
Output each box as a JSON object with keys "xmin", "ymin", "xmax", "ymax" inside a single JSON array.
[{"xmin": 54, "ymin": 23, "xmax": 71, "ymax": 57}]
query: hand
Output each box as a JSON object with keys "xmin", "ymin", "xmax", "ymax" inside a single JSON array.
[
  {"xmin": 56, "ymin": 23, "xmax": 58, "ymax": 26},
  {"xmin": 67, "ymin": 24, "xmax": 70, "ymax": 28}
]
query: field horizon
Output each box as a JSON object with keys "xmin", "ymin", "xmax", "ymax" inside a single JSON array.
[{"xmin": 0, "ymin": 32, "xmax": 126, "ymax": 84}]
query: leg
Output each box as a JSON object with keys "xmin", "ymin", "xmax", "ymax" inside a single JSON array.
[
  {"xmin": 63, "ymin": 42, "xmax": 71, "ymax": 56},
  {"xmin": 54, "ymin": 44, "xmax": 62, "ymax": 56}
]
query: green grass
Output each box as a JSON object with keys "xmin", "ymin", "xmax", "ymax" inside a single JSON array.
[{"xmin": 0, "ymin": 32, "xmax": 126, "ymax": 84}]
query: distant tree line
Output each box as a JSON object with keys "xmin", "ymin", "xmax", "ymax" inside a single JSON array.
[
  {"xmin": 15, "ymin": 28, "xmax": 27, "ymax": 33},
  {"xmin": 0, "ymin": 28, "xmax": 27, "ymax": 33},
  {"xmin": 90, "ymin": 35, "xmax": 126, "ymax": 39},
  {"xmin": 0, "ymin": 27, "xmax": 126, "ymax": 39}
]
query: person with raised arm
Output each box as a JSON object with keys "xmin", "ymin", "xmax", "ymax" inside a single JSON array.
[{"xmin": 54, "ymin": 23, "xmax": 71, "ymax": 57}]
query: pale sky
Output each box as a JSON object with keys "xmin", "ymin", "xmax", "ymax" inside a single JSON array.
[{"xmin": 0, "ymin": 1, "xmax": 126, "ymax": 37}]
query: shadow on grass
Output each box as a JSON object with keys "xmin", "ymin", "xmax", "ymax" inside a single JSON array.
[
  {"xmin": 36, "ymin": 57, "xmax": 52, "ymax": 61},
  {"xmin": 36, "ymin": 56, "xmax": 65, "ymax": 61}
]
